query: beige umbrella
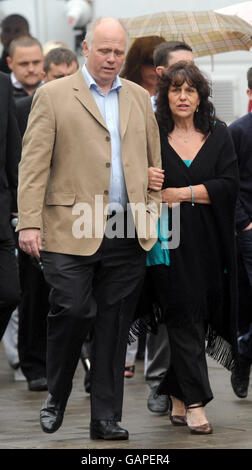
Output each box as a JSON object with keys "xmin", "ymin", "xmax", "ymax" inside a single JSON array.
[{"xmin": 121, "ymin": 10, "xmax": 252, "ymax": 57}]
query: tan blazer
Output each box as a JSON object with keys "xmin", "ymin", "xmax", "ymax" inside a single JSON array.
[{"xmin": 17, "ymin": 69, "xmax": 162, "ymax": 256}]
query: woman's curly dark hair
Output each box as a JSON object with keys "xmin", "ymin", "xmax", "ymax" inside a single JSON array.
[{"xmin": 156, "ymin": 61, "xmax": 217, "ymax": 136}]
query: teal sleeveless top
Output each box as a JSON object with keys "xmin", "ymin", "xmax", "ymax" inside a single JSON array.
[{"xmin": 146, "ymin": 159, "xmax": 192, "ymax": 267}]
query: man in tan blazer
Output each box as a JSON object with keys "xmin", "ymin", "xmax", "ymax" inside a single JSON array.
[{"xmin": 17, "ymin": 17, "xmax": 161, "ymax": 440}]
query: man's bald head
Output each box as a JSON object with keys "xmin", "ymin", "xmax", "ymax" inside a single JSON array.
[{"xmin": 85, "ymin": 18, "xmax": 128, "ymax": 50}]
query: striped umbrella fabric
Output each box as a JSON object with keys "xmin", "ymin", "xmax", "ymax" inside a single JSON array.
[{"xmin": 121, "ymin": 10, "xmax": 252, "ymax": 57}]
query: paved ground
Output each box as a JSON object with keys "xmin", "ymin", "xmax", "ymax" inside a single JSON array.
[{"xmin": 0, "ymin": 343, "xmax": 252, "ymax": 461}]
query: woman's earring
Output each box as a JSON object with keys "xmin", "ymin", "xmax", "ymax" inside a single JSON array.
[{"xmin": 196, "ymin": 106, "xmax": 199, "ymax": 113}]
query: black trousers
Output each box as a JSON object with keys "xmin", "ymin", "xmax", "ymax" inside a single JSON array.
[
  {"xmin": 238, "ymin": 228, "xmax": 252, "ymax": 287},
  {"xmin": 0, "ymin": 237, "xmax": 20, "ymax": 340},
  {"xmin": 158, "ymin": 321, "xmax": 213, "ymax": 406},
  {"xmin": 237, "ymin": 230, "xmax": 252, "ymax": 334},
  {"xmin": 18, "ymin": 251, "xmax": 49, "ymax": 381},
  {"xmin": 40, "ymin": 233, "xmax": 146, "ymax": 420}
]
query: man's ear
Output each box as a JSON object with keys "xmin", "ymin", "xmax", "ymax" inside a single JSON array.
[
  {"xmin": 247, "ymin": 88, "xmax": 252, "ymax": 100},
  {"xmin": 83, "ymin": 40, "xmax": 89, "ymax": 59},
  {"xmin": 41, "ymin": 70, "xmax": 46, "ymax": 81},
  {"xmin": 6, "ymin": 56, "xmax": 13, "ymax": 70},
  {"xmin": 156, "ymin": 65, "xmax": 164, "ymax": 78}
]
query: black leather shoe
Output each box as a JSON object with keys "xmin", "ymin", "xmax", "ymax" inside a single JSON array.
[
  {"xmin": 147, "ymin": 386, "xmax": 170, "ymax": 413},
  {"xmin": 231, "ymin": 355, "xmax": 251, "ymax": 398},
  {"xmin": 90, "ymin": 420, "xmax": 129, "ymax": 440},
  {"xmin": 28, "ymin": 377, "xmax": 48, "ymax": 391},
  {"xmin": 40, "ymin": 394, "xmax": 65, "ymax": 433}
]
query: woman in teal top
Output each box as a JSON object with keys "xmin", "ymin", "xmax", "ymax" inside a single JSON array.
[{"xmin": 144, "ymin": 62, "xmax": 238, "ymax": 435}]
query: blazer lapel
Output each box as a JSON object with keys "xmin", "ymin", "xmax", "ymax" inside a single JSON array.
[
  {"xmin": 119, "ymin": 84, "xmax": 132, "ymax": 140},
  {"xmin": 72, "ymin": 69, "xmax": 107, "ymax": 131}
]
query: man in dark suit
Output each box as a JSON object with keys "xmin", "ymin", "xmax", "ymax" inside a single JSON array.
[
  {"xmin": 15, "ymin": 47, "xmax": 79, "ymax": 392},
  {"xmin": 229, "ymin": 67, "xmax": 252, "ymax": 398},
  {"xmin": 7, "ymin": 35, "xmax": 44, "ymax": 100},
  {"xmin": 2, "ymin": 35, "xmax": 44, "ymax": 381},
  {"xmin": 0, "ymin": 71, "xmax": 21, "ymax": 340}
]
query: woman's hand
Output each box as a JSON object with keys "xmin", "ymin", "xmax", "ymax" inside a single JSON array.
[
  {"xmin": 162, "ymin": 187, "xmax": 183, "ymax": 207},
  {"xmin": 148, "ymin": 167, "xmax": 164, "ymax": 191},
  {"xmin": 162, "ymin": 185, "xmax": 210, "ymax": 207}
]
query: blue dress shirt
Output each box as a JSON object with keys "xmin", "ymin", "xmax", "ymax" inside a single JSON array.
[{"xmin": 82, "ymin": 64, "xmax": 128, "ymax": 212}]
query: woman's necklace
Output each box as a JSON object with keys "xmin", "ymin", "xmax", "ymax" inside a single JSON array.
[{"xmin": 170, "ymin": 129, "xmax": 196, "ymax": 144}]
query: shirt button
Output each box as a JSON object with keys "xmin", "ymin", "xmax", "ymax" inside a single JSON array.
[
  {"xmin": 106, "ymin": 162, "xmax": 111, "ymax": 168},
  {"xmin": 105, "ymin": 136, "xmax": 110, "ymax": 142},
  {"xmin": 104, "ymin": 190, "xmax": 109, "ymax": 195}
]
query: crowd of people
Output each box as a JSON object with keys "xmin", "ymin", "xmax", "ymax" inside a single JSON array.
[{"xmin": 0, "ymin": 13, "xmax": 252, "ymax": 442}]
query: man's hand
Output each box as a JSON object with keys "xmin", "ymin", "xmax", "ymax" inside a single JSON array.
[
  {"xmin": 148, "ymin": 167, "xmax": 164, "ymax": 191},
  {"xmin": 243, "ymin": 222, "xmax": 252, "ymax": 231},
  {"xmin": 19, "ymin": 229, "xmax": 42, "ymax": 258}
]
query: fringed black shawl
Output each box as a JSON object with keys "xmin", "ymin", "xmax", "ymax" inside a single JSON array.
[{"xmin": 135, "ymin": 121, "xmax": 239, "ymax": 371}]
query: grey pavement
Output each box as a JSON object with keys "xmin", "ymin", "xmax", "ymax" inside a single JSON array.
[{"xmin": 0, "ymin": 343, "xmax": 252, "ymax": 450}]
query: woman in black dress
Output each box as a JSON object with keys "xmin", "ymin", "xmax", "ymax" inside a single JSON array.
[{"xmin": 147, "ymin": 62, "xmax": 239, "ymax": 434}]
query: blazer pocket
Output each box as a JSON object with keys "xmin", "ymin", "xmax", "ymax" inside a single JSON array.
[{"xmin": 45, "ymin": 192, "xmax": 76, "ymax": 206}]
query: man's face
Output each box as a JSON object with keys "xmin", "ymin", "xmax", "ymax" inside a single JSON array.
[
  {"xmin": 45, "ymin": 61, "xmax": 78, "ymax": 82},
  {"xmin": 7, "ymin": 45, "xmax": 44, "ymax": 89},
  {"xmin": 83, "ymin": 19, "xmax": 127, "ymax": 90}
]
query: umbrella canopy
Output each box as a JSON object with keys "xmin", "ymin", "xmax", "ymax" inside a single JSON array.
[{"xmin": 121, "ymin": 10, "xmax": 252, "ymax": 57}]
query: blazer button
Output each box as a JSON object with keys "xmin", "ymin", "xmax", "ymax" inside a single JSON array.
[
  {"xmin": 104, "ymin": 190, "xmax": 109, "ymax": 195},
  {"xmin": 106, "ymin": 162, "xmax": 111, "ymax": 168},
  {"xmin": 105, "ymin": 136, "xmax": 110, "ymax": 142}
]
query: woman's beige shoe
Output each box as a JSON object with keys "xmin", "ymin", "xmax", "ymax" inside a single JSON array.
[{"xmin": 186, "ymin": 403, "xmax": 213, "ymax": 435}]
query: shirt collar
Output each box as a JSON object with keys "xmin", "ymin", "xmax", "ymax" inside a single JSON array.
[
  {"xmin": 10, "ymin": 72, "xmax": 44, "ymax": 90},
  {"xmin": 82, "ymin": 63, "xmax": 122, "ymax": 93},
  {"xmin": 10, "ymin": 72, "xmax": 23, "ymax": 89}
]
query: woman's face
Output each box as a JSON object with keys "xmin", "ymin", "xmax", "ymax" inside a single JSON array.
[
  {"xmin": 140, "ymin": 64, "xmax": 158, "ymax": 90},
  {"xmin": 168, "ymin": 80, "xmax": 200, "ymax": 120}
]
